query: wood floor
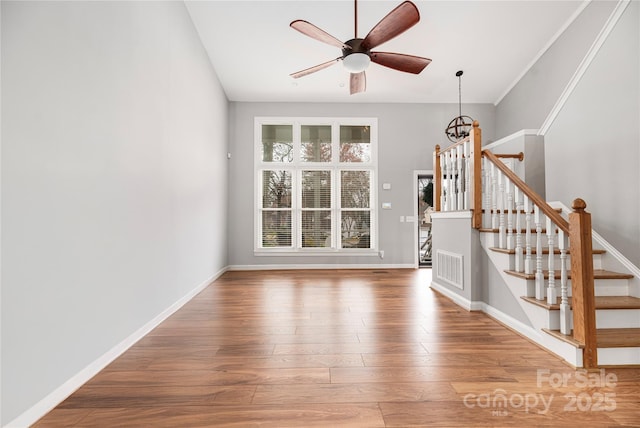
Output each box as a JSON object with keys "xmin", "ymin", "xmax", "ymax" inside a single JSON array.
[{"xmin": 35, "ymin": 269, "xmax": 640, "ymax": 427}]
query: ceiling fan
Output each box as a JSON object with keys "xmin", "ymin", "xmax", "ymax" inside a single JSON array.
[{"xmin": 289, "ymin": 0, "xmax": 431, "ymax": 95}]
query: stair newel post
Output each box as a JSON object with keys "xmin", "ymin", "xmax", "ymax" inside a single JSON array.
[
  {"xmin": 469, "ymin": 121, "xmax": 482, "ymax": 229},
  {"xmin": 558, "ymin": 229, "xmax": 571, "ymax": 335},
  {"xmin": 534, "ymin": 205, "xmax": 545, "ymax": 300},
  {"xmin": 524, "ymin": 195, "xmax": 533, "ymax": 275},
  {"xmin": 498, "ymin": 170, "xmax": 506, "ymax": 249},
  {"xmin": 434, "ymin": 145, "xmax": 441, "ymax": 212},
  {"xmin": 514, "ymin": 187, "xmax": 523, "ymax": 272},
  {"xmin": 569, "ymin": 198, "xmax": 597, "ymax": 369},
  {"xmin": 546, "ymin": 217, "xmax": 557, "ymax": 305},
  {"xmin": 506, "ymin": 179, "xmax": 514, "ymax": 250}
]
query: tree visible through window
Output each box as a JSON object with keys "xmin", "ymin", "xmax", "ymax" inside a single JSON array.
[{"xmin": 256, "ymin": 119, "xmax": 377, "ymax": 252}]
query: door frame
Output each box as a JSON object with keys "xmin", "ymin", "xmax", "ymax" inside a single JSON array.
[{"xmin": 413, "ymin": 170, "xmax": 433, "ymax": 268}]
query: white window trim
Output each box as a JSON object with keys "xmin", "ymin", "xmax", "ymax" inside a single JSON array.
[{"xmin": 254, "ymin": 117, "xmax": 378, "ymax": 256}]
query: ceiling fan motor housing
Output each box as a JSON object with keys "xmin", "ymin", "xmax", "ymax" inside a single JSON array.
[
  {"xmin": 342, "ymin": 38, "xmax": 371, "ymax": 73},
  {"xmin": 343, "ymin": 38, "xmax": 370, "ymax": 56}
]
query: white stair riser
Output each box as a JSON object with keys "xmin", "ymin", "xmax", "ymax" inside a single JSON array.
[
  {"xmin": 516, "ymin": 278, "xmax": 630, "ymax": 299},
  {"xmin": 524, "ymin": 304, "xmax": 560, "ymax": 330},
  {"xmin": 598, "ymin": 347, "xmax": 640, "ymax": 366},
  {"xmin": 520, "ymin": 254, "xmax": 603, "ymax": 270},
  {"xmin": 596, "ymin": 309, "xmax": 640, "ymax": 329}
]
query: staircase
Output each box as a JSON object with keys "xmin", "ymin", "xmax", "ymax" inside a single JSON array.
[
  {"xmin": 433, "ymin": 122, "xmax": 640, "ymax": 367},
  {"xmin": 482, "ymin": 225, "xmax": 640, "ymax": 366}
]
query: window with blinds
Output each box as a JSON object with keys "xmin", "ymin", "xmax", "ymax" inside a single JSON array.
[{"xmin": 255, "ymin": 118, "xmax": 377, "ymax": 253}]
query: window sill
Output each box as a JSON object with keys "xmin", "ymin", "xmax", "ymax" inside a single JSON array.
[{"xmin": 254, "ymin": 249, "xmax": 379, "ymax": 257}]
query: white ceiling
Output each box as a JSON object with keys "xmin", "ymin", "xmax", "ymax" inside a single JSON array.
[{"xmin": 185, "ymin": 0, "xmax": 584, "ymax": 104}]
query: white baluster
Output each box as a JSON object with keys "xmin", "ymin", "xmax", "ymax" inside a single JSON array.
[
  {"xmin": 464, "ymin": 141, "xmax": 471, "ymax": 210},
  {"xmin": 514, "ymin": 187, "xmax": 523, "ymax": 272},
  {"xmin": 534, "ymin": 206, "xmax": 545, "ymax": 300},
  {"xmin": 456, "ymin": 145, "xmax": 464, "ymax": 210},
  {"xmin": 447, "ymin": 151, "xmax": 455, "ymax": 211},
  {"xmin": 506, "ymin": 179, "xmax": 514, "ymax": 250},
  {"xmin": 558, "ymin": 229, "xmax": 571, "ymax": 334},
  {"xmin": 483, "ymin": 157, "xmax": 492, "ymax": 228},
  {"xmin": 491, "ymin": 163, "xmax": 498, "ymax": 229},
  {"xmin": 546, "ymin": 217, "xmax": 557, "ymax": 305},
  {"xmin": 524, "ymin": 196, "xmax": 533, "ymax": 275},
  {"xmin": 498, "ymin": 170, "xmax": 506, "ymax": 249},
  {"xmin": 440, "ymin": 153, "xmax": 446, "ymax": 210}
]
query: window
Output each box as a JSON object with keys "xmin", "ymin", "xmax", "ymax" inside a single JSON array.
[{"xmin": 256, "ymin": 118, "xmax": 377, "ymax": 254}]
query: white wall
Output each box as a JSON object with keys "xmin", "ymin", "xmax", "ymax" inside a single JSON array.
[
  {"xmin": 1, "ymin": 1, "xmax": 229, "ymax": 424},
  {"xmin": 227, "ymin": 102, "xmax": 495, "ymax": 268}
]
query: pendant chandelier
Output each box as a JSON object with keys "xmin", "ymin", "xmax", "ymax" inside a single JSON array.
[{"xmin": 445, "ymin": 70, "xmax": 474, "ymax": 143}]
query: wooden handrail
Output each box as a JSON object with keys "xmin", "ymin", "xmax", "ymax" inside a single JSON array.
[
  {"xmin": 482, "ymin": 150, "xmax": 569, "ymax": 233},
  {"xmin": 439, "ymin": 135, "xmax": 471, "ymax": 153},
  {"xmin": 495, "ymin": 152, "xmax": 524, "ymax": 162}
]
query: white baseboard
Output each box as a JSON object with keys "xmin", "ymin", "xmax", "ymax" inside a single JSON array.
[
  {"xmin": 227, "ymin": 263, "xmax": 415, "ymax": 271},
  {"xmin": 429, "ymin": 280, "xmax": 482, "ymax": 311},
  {"xmin": 5, "ymin": 267, "xmax": 228, "ymax": 428},
  {"xmin": 479, "ymin": 302, "xmax": 581, "ymax": 367}
]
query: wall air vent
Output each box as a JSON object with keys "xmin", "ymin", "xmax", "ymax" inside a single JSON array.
[{"xmin": 435, "ymin": 250, "xmax": 464, "ymax": 289}]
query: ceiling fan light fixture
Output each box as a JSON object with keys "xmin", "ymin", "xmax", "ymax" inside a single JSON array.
[{"xmin": 343, "ymin": 52, "xmax": 370, "ymax": 73}]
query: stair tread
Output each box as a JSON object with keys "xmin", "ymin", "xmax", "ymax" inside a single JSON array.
[
  {"xmin": 543, "ymin": 328, "xmax": 640, "ymax": 348},
  {"xmin": 490, "ymin": 247, "xmax": 606, "ymax": 255},
  {"xmin": 521, "ymin": 295, "xmax": 640, "ymax": 310},
  {"xmin": 505, "ymin": 269, "xmax": 634, "ymax": 280},
  {"xmin": 596, "ymin": 328, "xmax": 640, "ymax": 348}
]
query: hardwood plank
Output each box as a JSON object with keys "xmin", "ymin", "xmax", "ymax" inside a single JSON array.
[
  {"xmin": 58, "ymin": 385, "xmax": 255, "ymax": 408},
  {"xmin": 86, "ymin": 368, "xmax": 330, "ymax": 387},
  {"xmin": 273, "ymin": 342, "xmax": 429, "ymax": 355},
  {"xmin": 143, "ymin": 354, "xmax": 365, "ymax": 371},
  {"xmin": 32, "ymin": 409, "xmax": 93, "ymax": 427},
  {"xmin": 252, "ymin": 382, "xmax": 458, "ymax": 404},
  {"xmin": 330, "ymin": 366, "xmax": 517, "ymax": 384},
  {"xmin": 69, "ymin": 404, "xmax": 386, "ymax": 427}
]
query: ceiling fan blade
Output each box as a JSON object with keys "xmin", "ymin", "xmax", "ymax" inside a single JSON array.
[
  {"xmin": 290, "ymin": 58, "xmax": 341, "ymax": 79},
  {"xmin": 370, "ymin": 52, "xmax": 431, "ymax": 74},
  {"xmin": 362, "ymin": 1, "xmax": 420, "ymax": 50},
  {"xmin": 290, "ymin": 20, "xmax": 351, "ymax": 50},
  {"xmin": 350, "ymin": 71, "xmax": 366, "ymax": 95}
]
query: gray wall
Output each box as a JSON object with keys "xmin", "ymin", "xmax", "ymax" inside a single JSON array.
[
  {"xmin": 545, "ymin": 1, "xmax": 640, "ymax": 266},
  {"xmin": 495, "ymin": 1, "xmax": 617, "ymax": 138},
  {"xmin": 1, "ymin": 1, "xmax": 229, "ymax": 424},
  {"xmin": 431, "ymin": 214, "xmax": 482, "ymax": 303},
  {"xmin": 228, "ymin": 102, "xmax": 495, "ymax": 268},
  {"xmin": 495, "ymin": 1, "xmax": 640, "ymax": 266}
]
